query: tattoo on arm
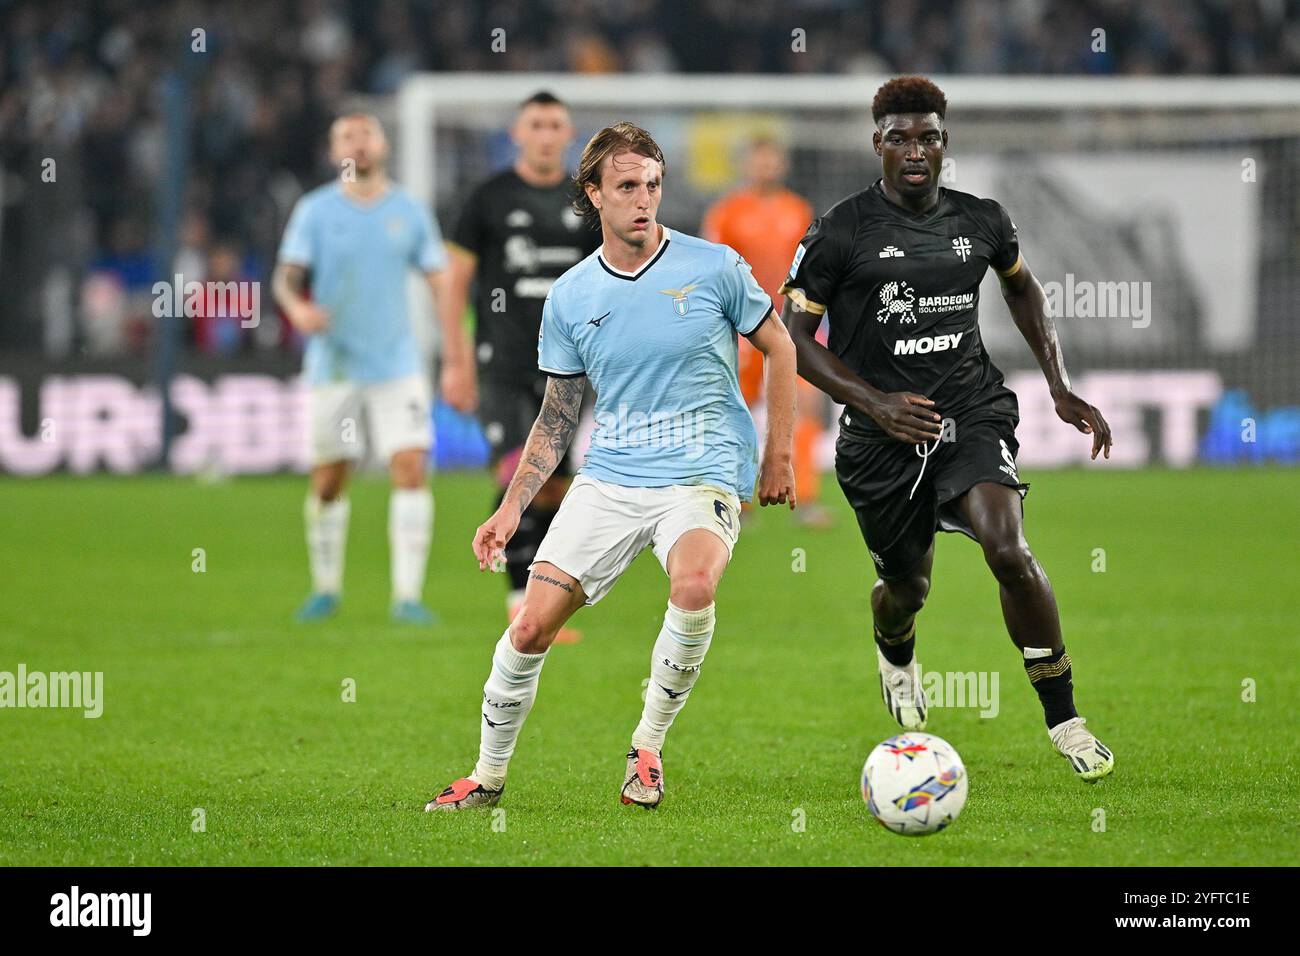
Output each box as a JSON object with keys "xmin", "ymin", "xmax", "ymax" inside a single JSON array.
[{"xmin": 505, "ymin": 375, "xmax": 585, "ymax": 512}]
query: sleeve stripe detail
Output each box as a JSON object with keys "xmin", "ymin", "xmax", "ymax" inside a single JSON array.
[
  {"xmin": 539, "ymin": 367, "xmax": 585, "ymax": 378},
  {"xmin": 779, "ymin": 286, "xmax": 827, "ymax": 316},
  {"xmin": 739, "ymin": 302, "xmax": 774, "ymax": 338},
  {"xmin": 996, "ymin": 254, "xmax": 1023, "ymax": 278}
]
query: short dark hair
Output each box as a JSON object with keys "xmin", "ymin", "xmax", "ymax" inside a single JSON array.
[
  {"xmin": 571, "ymin": 122, "xmax": 666, "ymax": 230},
  {"xmin": 871, "ymin": 76, "xmax": 947, "ymax": 125},
  {"xmin": 520, "ymin": 90, "xmax": 566, "ymax": 111}
]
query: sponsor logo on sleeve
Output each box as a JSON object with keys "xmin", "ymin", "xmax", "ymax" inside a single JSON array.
[{"xmin": 786, "ymin": 242, "xmax": 806, "ymax": 281}]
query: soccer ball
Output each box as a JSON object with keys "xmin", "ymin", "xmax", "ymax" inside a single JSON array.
[{"xmin": 861, "ymin": 732, "xmax": 968, "ymax": 835}]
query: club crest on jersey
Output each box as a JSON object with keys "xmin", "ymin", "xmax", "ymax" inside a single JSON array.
[
  {"xmin": 952, "ymin": 236, "xmax": 972, "ymax": 262},
  {"xmin": 659, "ymin": 284, "xmax": 699, "ymax": 317},
  {"xmin": 877, "ymin": 281, "xmax": 917, "ymax": 324}
]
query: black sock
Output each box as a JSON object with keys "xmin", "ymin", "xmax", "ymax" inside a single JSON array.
[
  {"xmin": 874, "ymin": 621, "xmax": 916, "ymax": 667},
  {"xmin": 1024, "ymin": 646, "xmax": 1078, "ymax": 728},
  {"xmin": 504, "ymin": 503, "xmax": 558, "ymax": 593}
]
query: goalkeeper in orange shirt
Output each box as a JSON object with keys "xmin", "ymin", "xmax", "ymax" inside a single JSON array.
[{"xmin": 703, "ymin": 136, "xmax": 832, "ymax": 527}]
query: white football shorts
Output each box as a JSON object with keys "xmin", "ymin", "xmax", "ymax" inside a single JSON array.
[
  {"xmin": 531, "ymin": 474, "xmax": 742, "ymax": 605},
  {"xmin": 308, "ymin": 373, "xmax": 432, "ymax": 465}
]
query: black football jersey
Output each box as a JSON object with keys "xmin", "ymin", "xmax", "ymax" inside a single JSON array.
[
  {"xmin": 780, "ymin": 180, "xmax": 1023, "ymax": 442},
  {"xmin": 452, "ymin": 168, "xmax": 602, "ymax": 382}
]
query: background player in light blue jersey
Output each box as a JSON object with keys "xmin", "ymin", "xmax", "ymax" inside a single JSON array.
[
  {"xmin": 428, "ymin": 123, "xmax": 797, "ymax": 811},
  {"xmin": 273, "ymin": 114, "xmax": 473, "ymax": 625}
]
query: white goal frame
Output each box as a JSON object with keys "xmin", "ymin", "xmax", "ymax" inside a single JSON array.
[{"xmin": 397, "ymin": 72, "xmax": 1300, "ymax": 204}]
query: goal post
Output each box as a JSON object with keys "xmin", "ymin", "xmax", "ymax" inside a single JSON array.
[{"xmin": 398, "ymin": 73, "xmax": 1300, "ymax": 203}]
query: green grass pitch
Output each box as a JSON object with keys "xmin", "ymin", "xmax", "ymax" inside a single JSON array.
[{"xmin": 0, "ymin": 467, "xmax": 1295, "ymax": 866}]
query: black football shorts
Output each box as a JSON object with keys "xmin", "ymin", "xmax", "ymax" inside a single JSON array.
[
  {"xmin": 834, "ymin": 414, "xmax": 1029, "ymax": 580},
  {"xmin": 478, "ymin": 375, "xmax": 574, "ymax": 476}
]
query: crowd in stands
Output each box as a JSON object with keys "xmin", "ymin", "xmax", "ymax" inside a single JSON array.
[{"xmin": 1, "ymin": 0, "xmax": 1294, "ymax": 355}]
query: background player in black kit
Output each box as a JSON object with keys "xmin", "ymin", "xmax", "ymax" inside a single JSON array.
[
  {"xmin": 781, "ymin": 76, "xmax": 1116, "ymax": 781},
  {"xmin": 444, "ymin": 92, "xmax": 601, "ymax": 641}
]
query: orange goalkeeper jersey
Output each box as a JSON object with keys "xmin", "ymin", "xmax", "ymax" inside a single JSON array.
[{"xmin": 702, "ymin": 188, "xmax": 813, "ymax": 403}]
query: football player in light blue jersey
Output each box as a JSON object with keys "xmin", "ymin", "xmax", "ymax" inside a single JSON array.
[
  {"xmin": 428, "ymin": 123, "xmax": 798, "ymax": 812},
  {"xmin": 273, "ymin": 114, "xmax": 473, "ymax": 625}
]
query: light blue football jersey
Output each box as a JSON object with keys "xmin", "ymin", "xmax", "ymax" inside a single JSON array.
[
  {"xmin": 539, "ymin": 226, "xmax": 772, "ymax": 501},
  {"xmin": 278, "ymin": 182, "xmax": 448, "ymax": 385}
]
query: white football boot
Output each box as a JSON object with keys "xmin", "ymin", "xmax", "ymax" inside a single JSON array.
[
  {"xmin": 1049, "ymin": 716, "xmax": 1115, "ymax": 782},
  {"xmin": 877, "ymin": 647, "xmax": 927, "ymax": 731},
  {"xmin": 620, "ymin": 747, "xmax": 664, "ymax": 809},
  {"xmin": 425, "ymin": 776, "xmax": 504, "ymax": 811}
]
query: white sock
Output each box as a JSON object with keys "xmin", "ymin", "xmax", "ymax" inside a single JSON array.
[
  {"xmin": 632, "ymin": 601, "xmax": 715, "ymax": 753},
  {"xmin": 389, "ymin": 487, "xmax": 433, "ymax": 603},
  {"xmin": 304, "ymin": 495, "xmax": 350, "ymax": 595},
  {"xmin": 473, "ymin": 629, "xmax": 548, "ymax": 789}
]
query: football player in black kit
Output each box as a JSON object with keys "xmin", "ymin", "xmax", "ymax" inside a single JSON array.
[
  {"xmin": 781, "ymin": 76, "xmax": 1115, "ymax": 781},
  {"xmin": 444, "ymin": 92, "xmax": 601, "ymax": 642}
]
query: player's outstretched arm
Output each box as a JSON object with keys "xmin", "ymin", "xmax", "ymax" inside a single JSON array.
[
  {"xmin": 427, "ymin": 260, "xmax": 477, "ymax": 413},
  {"xmin": 780, "ymin": 299, "xmax": 941, "ymax": 445},
  {"xmin": 748, "ymin": 312, "xmax": 797, "ymax": 508},
  {"xmin": 1000, "ymin": 261, "xmax": 1112, "ymax": 460},
  {"xmin": 471, "ymin": 374, "xmax": 586, "ymax": 570},
  {"xmin": 272, "ymin": 262, "xmax": 329, "ymax": 334}
]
